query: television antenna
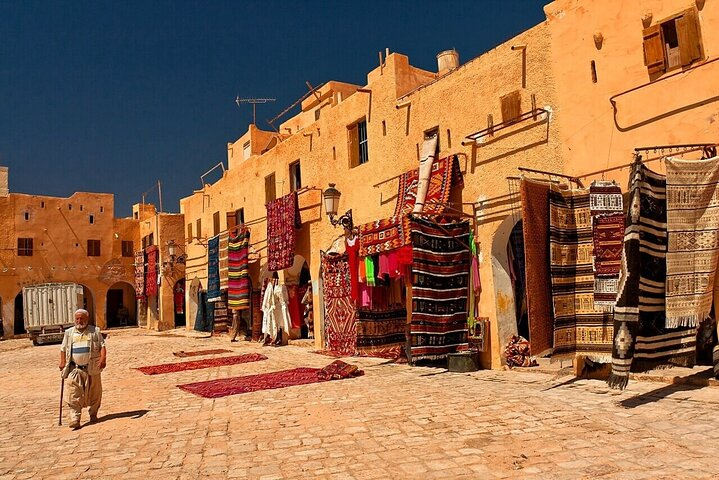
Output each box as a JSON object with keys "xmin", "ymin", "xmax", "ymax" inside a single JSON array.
[{"xmin": 235, "ymin": 96, "xmax": 276, "ymax": 125}]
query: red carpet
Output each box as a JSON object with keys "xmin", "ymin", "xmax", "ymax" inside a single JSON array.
[
  {"xmin": 172, "ymin": 349, "xmax": 232, "ymax": 358},
  {"xmin": 178, "ymin": 361, "xmax": 364, "ymax": 398},
  {"xmin": 137, "ymin": 353, "xmax": 267, "ymax": 375}
]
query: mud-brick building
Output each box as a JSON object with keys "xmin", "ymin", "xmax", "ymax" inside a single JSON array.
[{"xmin": 0, "ymin": 167, "xmax": 139, "ymax": 337}]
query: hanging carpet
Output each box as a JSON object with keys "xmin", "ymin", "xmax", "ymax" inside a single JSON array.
[
  {"xmin": 609, "ymin": 160, "xmax": 696, "ymax": 390},
  {"xmin": 136, "ymin": 353, "xmax": 267, "ymax": 375},
  {"xmin": 549, "ymin": 184, "xmax": 613, "ymax": 362},
  {"xmin": 228, "ymin": 228, "xmax": 251, "ymax": 309},
  {"xmin": 355, "ymin": 308, "xmax": 407, "ymax": 359},
  {"xmin": 520, "ymin": 179, "xmax": 554, "ymax": 357},
  {"xmin": 321, "ymin": 252, "xmax": 357, "ymax": 356},
  {"xmin": 207, "ymin": 235, "xmax": 221, "ymax": 302},
  {"xmin": 218, "ymin": 231, "xmax": 229, "ymax": 291},
  {"xmin": 665, "ymin": 156, "xmax": 719, "ymax": 328},
  {"xmin": 134, "ymin": 250, "xmax": 146, "ymax": 299},
  {"xmin": 266, "ymin": 192, "xmax": 302, "ymax": 272},
  {"xmin": 358, "ymin": 155, "xmax": 463, "ymax": 257},
  {"xmin": 589, "ymin": 181, "xmax": 624, "ymax": 311},
  {"xmin": 409, "ymin": 216, "xmax": 470, "ymax": 362},
  {"xmin": 145, "ymin": 246, "xmax": 158, "ymax": 297}
]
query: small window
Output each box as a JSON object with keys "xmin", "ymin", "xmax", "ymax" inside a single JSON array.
[
  {"xmin": 348, "ymin": 118, "xmax": 369, "ymax": 168},
  {"xmin": 500, "ymin": 91, "xmax": 522, "ymax": 124},
  {"xmin": 196, "ymin": 218, "xmax": 202, "ymax": 239},
  {"xmin": 134, "ymin": 212, "xmax": 139, "ymax": 220},
  {"xmin": 24, "ymin": 211, "xmax": 29, "ymax": 221},
  {"xmin": 89, "ymin": 214, "xmax": 94, "ymax": 224},
  {"xmin": 80, "ymin": 205, "xmax": 83, "ymax": 211},
  {"xmin": 17, "ymin": 238, "xmax": 33, "ymax": 256},
  {"xmin": 235, "ymin": 208, "xmax": 245, "ymax": 226},
  {"xmin": 121, "ymin": 240, "xmax": 134, "ymax": 257},
  {"xmin": 243, "ymin": 141, "xmax": 251, "ymax": 160},
  {"xmin": 314, "ymin": 109, "xmax": 321, "ymax": 121},
  {"xmin": 87, "ymin": 239, "xmax": 101, "ymax": 257},
  {"xmin": 265, "ymin": 173, "xmax": 276, "ymax": 204},
  {"xmin": 188, "ymin": 223, "xmax": 193, "ymax": 240},
  {"xmin": 68, "ymin": 204, "xmax": 72, "ymax": 211},
  {"xmin": 40, "ymin": 201, "xmax": 45, "ymax": 208},
  {"xmin": 213, "ymin": 211, "xmax": 220, "ymax": 236},
  {"xmin": 100, "ymin": 206, "xmax": 104, "ymax": 213},
  {"xmin": 289, "ymin": 161, "xmax": 301, "ymax": 192},
  {"xmin": 643, "ymin": 8, "xmax": 703, "ymax": 76}
]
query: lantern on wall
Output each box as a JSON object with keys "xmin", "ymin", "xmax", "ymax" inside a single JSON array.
[{"xmin": 322, "ymin": 183, "xmax": 353, "ymax": 232}]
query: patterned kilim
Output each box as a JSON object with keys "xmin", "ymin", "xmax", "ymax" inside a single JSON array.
[
  {"xmin": 173, "ymin": 349, "xmax": 232, "ymax": 358},
  {"xmin": 212, "ymin": 291, "xmax": 229, "ymax": 333},
  {"xmin": 218, "ymin": 232, "xmax": 229, "ymax": 291},
  {"xmin": 590, "ymin": 181, "xmax": 624, "ymax": 311},
  {"xmin": 321, "ymin": 252, "xmax": 357, "ymax": 356},
  {"xmin": 228, "ymin": 229, "xmax": 251, "ymax": 310},
  {"xmin": 358, "ymin": 156, "xmax": 463, "ymax": 257},
  {"xmin": 266, "ymin": 192, "xmax": 301, "ymax": 272},
  {"xmin": 134, "ymin": 250, "xmax": 145, "ymax": 299},
  {"xmin": 520, "ymin": 179, "xmax": 554, "ymax": 357},
  {"xmin": 549, "ymin": 184, "xmax": 613, "ymax": 362},
  {"xmin": 665, "ymin": 156, "xmax": 719, "ymax": 328},
  {"xmin": 207, "ymin": 235, "xmax": 221, "ymax": 302},
  {"xmin": 355, "ymin": 308, "xmax": 407, "ymax": 359},
  {"xmin": 145, "ymin": 246, "xmax": 158, "ymax": 297},
  {"xmin": 410, "ymin": 216, "xmax": 470, "ymax": 362},
  {"xmin": 136, "ymin": 353, "xmax": 267, "ymax": 375},
  {"xmin": 608, "ymin": 161, "xmax": 696, "ymax": 390}
]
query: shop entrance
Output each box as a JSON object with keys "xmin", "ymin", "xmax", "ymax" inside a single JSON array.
[
  {"xmin": 106, "ymin": 281, "xmax": 136, "ymax": 328},
  {"xmin": 283, "ymin": 255, "xmax": 312, "ymax": 339},
  {"xmin": 507, "ymin": 220, "xmax": 528, "ymax": 340},
  {"xmin": 174, "ymin": 278, "xmax": 186, "ymax": 327},
  {"xmin": 14, "ymin": 292, "xmax": 24, "ymax": 335}
]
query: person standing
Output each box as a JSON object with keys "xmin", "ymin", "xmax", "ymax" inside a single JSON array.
[{"xmin": 59, "ymin": 309, "xmax": 107, "ymax": 429}]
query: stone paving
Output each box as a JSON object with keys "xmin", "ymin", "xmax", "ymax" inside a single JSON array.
[{"xmin": 1, "ymin": 328, "xmax": 719, "ymax": 480}]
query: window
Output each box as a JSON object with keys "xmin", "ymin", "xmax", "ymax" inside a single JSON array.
[
  {"xmin": 89, "ymin": 214, "xmax": 94, "ymax": 224},
  {"xmin": 17, "ymin": 238, "xmax": 33, "ymax": 256},
  {"xmin": 265, "ymin": 173, "xmax": 276, "ymax": 204},
  {"xmin": 348, "ymin": 118, "xmax": 368, "ymax": 168},
  {"xmin": 314, "ymin": 109, "xmax": 321, "ymax": 121},
  {"xmin": 243, "ymin": 141, "xmax": 251, "ymax": 160},
  {"xmin": 213, "ymin": 211, "xmax": 220, "ymax": 236},
  {"xmin": 142, "ymin": 233, "xmax": 154, "ymax": 249},
  {"xmin": 196, "ymin": 218, "xmax": 202, "ymax": 239},
  {"xmin": 289, "ymin": 161, "xmax": 301, "ymax": 192},
  {"xmin": 187, "ymin": 223, "xmax": 193, "ymax": 240},
  {"xmin": 23, "ymin": 211, "xmax": 29, "ymax": 221},
  {"xmin": 500, "ymin": 90, "xmax": 522, "ymax": 124},
  {"xmin": 87, "ymin": 239, "xmax": 101, "ymax": 257},
  {"xmin": 226, "ymin": 208, "xmax": 244, "ymax": 231},
  {"xmin": 100, "ymin": 206, "xmax": 104, "ymax": 213},
  {"xmin": 80, "ymin": 205, "xmax": 83, "ymax": 211},
  {"xmin": 68, "ymin": 204, "xmax": 72, "ymax": 211},
  {"xmin": 121, "ymin": 240, "xmax": 134, "ymax": 257},
  {"xmin": 643, "ymin": 8, "xmax": 702, "ymax": 75},
  {"xmin": 41, "ymin": 201, "xmax": 45, "ymax": 208}
]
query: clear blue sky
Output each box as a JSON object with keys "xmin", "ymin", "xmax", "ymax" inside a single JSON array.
[{"xmin": 1, "ymin": 0, "xmax": 548, "ymax": 217}]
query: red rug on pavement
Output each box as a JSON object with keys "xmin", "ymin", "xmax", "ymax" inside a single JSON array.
[
  {"xmin": 137, "ymin": 353, "xmax": 267, "ymax": 375},
  {"xmin": 172, "ymin": 349, "xmax": 233, "ymax": 358},
  {"xmin": 177, "ymin": 361, "xmax": 364, "ymax": 398}
]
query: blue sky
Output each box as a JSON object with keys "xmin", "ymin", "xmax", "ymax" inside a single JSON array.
[{"xmin": 1, "ymin": 0, "xmax": 548, "ymax": 217}]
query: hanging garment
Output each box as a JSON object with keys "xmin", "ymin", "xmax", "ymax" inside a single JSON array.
[
  {"xmin": 413, "ymin": 133, "xmax": 439, "ymax": 214},
  {"xmin": 589, "ymin": 181, "xmax": 624, "ymax": 311},
  {"xmin": 345, "ymin": 236, "xmax": 360, "ymax": 304},
  {"xmin": 286, "ymin": 285, "xmax": 303, "ymax": 329},
  {"xmin": 228, "ymin": 229, "xmax": 251, "ymax": 310},
  {"xmin": 174, "ymin": 280, "xmax": 185, "ymax": 315},
  {"xmin": 320, "ymin": 252, "xmax": 357, "ymax": 356},
  {"xmin": 549, "ymin": 184, "xmax": 613, "ymax": 362},
  {"xmin": 520, "ymin": 178, "xmax": 554, "ymax": 357},
  {"xmin": 266, "ymin": 192, "xmax": 302, "ymax": 271},
  {"xmin": 365, "ymin": 257, "xmax": 376, "ymax": 287},
  {"xmin": 665, "ymin": 155, "xmax": 719, "ymax": 328},
  {"xmin": 134, "ymin": 250, "xmax": 146, "ymax": 299},
  {"xmin": 145, "ymin": 246, "xmax": 159, "ymax": 297},
  {"xmin": 261, "ymin": 282, "xmax": 292, "ymax": 341},
  {"xmin": 608, "ymin": 160, "xmax": 696, "ymax": 390},
  {"xmin": 409, "ymin": 216, "xmax": 470, "ymax": 362},
  {"xmin": 207, "ymin": 235, "xmax": 221, "ymax": 302}
]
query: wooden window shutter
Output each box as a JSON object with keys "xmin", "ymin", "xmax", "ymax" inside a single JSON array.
[
  {"xmin": 642, "ymin": 24, "xmax": 666, "ymax": 74},
  {"xmin": 677, "ymin": 9, "xmax": 702, "ymax": 66},
  {"xmin": 500, "ymin": 91, "xmax": 522, "ymax": 124},
  {"xmin": 348, "ymin": 123, "xmax": 359, "ymax": 167},
  {"xmin": 226, "ymin": 212, "xmax": 236, "ymax": 230}
]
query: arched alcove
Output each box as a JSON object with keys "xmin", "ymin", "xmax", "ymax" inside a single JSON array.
[{"xmin": 106, "ymin": 281, "xmax": 137, "ymax": 328}]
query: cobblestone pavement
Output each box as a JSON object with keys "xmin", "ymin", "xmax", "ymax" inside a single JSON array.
[{"xmin": 1, "ymin": 328, "xmax": 719, "ymax": 480}]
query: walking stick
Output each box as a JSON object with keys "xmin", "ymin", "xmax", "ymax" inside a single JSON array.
[{"xmin": 58, "ymin": 372, "xmax": 64, "ymax": 426}]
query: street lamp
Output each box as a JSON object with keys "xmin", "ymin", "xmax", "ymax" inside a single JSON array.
[
  {"xmin": 322, "ymin": 183, "xmax": 353, "ymax": 232},
  {"xmin": 162, "ymin": 239, "xmax": 185, "ymax": 274}
]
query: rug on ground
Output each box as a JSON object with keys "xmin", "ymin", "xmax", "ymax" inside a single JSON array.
[{"xmin": 136, "ymin": 353, "xmax": 267, "ymax": 375}]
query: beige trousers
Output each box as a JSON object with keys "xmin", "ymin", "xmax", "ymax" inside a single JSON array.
[{"xmin": 66, "ymin": 368, "xmax": 102, "ymax": 424}]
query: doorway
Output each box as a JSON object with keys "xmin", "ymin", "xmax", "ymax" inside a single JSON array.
[
  {"xmin": 14, "ymin": 293, "xmax": 24, "ymax": 335},
  {"xmin": 106, "ymin": 282, "xmax": 136, "ymax": 328},
  {"xmin": 174, "ymin": 279, "xmax": 186, "ymax": 327}
]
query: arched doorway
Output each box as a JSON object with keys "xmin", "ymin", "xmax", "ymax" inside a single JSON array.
[
  {"xmin": 491, "ymin": 215, "xmax": 522, "ymax": 364},
  {"xmin": 283, "ymin": 255, "xmax": 312, "ymax": 339},
  {"xmin": 188, "ymin": 278, "xmax": 202, "ymax": 330},
  {"xmin": 507, "ymin": 220, "xmax": 528, "ymax": 339},
  {"xmin": 14, "ymin": 292, "xmax": 24, "ymax": 336},
  {"xmin": 174, "ymin": 279, "xmax": 186, "ymax": 327},
  {"xmin": 106, "ymin": 281, "xmax": 137, "ymax": 328},
  {"xmin": 78, "ymin": 285, "xmax": 95, "ymax": 325}
]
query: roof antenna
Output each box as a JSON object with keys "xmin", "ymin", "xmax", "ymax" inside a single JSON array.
[{"xmin": 235, "ymin": 96, "xmax": 276, "ymax": 125}]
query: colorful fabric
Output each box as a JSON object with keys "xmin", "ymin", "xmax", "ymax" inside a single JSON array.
[
  {"xmin": 228, "ymin": 229, "xmax": 251, "ymax": 310},
  {"xmin": 549, "ymin": 184, "xmax": 613, "ymax": 362},
  {"xmin": 520, "ymin": 179, "xmax": 554, "ymax": 357},
  {"xmin": 608, "ymin": 160, "xmax": 696, "ymax": 390},
  {"xmin": 136, "ymin": 353, "xmax": 267, "ymax": 375},
  {"xmin": 321, "ymin": 252, "xmax": 357, "ymax": 356},
  {"xmin": 355, "ymin": 308, "xmax": 407, "ymax": 359},
  {"xmin": 173, "ymin": 349, "xmax": 232, "ymax": 358},
  {"xmin": 207, "ymin": 235, "xmax": 221, "ymax": 302},
  {"xmin": 145, "ymin": 246, "xmax": 158, "ymax": 297},
  {"xmin": 212, "ymin": 292, "xmax": 230, "ymax": 333},
  {"xmin": 410, "ymin": 216, "xmax": 470, "ymax": 362},
  {"xmin": 504, "ymin": 335, "xmax": 538, "ymax": 368},
  {"xmin": 345, "ymin": 236, "xmax": 360, "ymax": 304},
  {"xmin": 665, "ymin": 156, "xmax": 719, "ymax": 328},
  {"xmin": 358, "ymin": 155, "xmax": 462, "ymax": 257},
  {"xmin": 590, "ymin": 181, "xmax": 624, "ymax": 311},
  {"xmin": 134, "ymin": 250, "xmax": 145, "ymax": 299},
  {"xmin": 317, "ymin": 360, "xmax": 365, "ymax": 380},
  {"xmin": 218, "ymin": 232, "xmax": 229, "ymax": 291},
  {"xmin": 174, "ymin": 279, "xmax": 185, "ymax": 315},
  {"xmin": 266, "ymin": 192, "xmax": 301, "ymax": 271}
]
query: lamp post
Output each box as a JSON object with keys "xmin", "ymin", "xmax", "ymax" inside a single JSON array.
[
  {"xmin": 162, "ymin": 239, "xmax": 184, "ymax": 275},
  {"xmin": 322, "ymin": 183, "xmax": 353, "ymax": 232}
]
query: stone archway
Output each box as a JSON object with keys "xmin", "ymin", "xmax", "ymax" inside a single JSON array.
[{"xmin": 106, "ymin": 281, "xmax": 137, "ymax": 328}]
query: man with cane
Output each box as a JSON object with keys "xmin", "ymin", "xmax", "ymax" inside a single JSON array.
[{"xmin": 58, "ymin": 309, "xmax": 107, "ymax": 429}]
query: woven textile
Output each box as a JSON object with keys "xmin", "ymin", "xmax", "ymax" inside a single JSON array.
[
  {"xmin": 356, "ymin": 308, "xmax": 407, "ymax": 359},
  {"xmin": 549, "ymin": 184, "xmax": 613, "ymax": 362},
  {"xmin": 134, "ymin": 250, "xmax": 145, "ymax": 299},
  {"xmin": 665, "ymin": 156, "xmax": 719, "ymax": 328},
  {"xmin": 609, "ymin": 161, "xmax": 696, "ymax": 390},
  {"xmin": 321, "ymin": 252, "xmax": 357, "ymax": 356},
  {"xmin": 520, "ymin": 179, "xmax": 554, "ymax": 356},
  {"xmin": 173, "ymin": 349, "xmax": 232, "ymax": 358},
  {"xmin": 410, "ymin": 216, "xmax": 470, "ymax": 362},
  {"xmin": 145, "ymin": 246, "xmax": 158, "ymax": 297},
  {"xmin": 505, "ymin": 335, "xmax": 538, "ymax": 368},
  {"xmin": 194, "ymin": 290, "xmax": 214, "ymax": 333},
  {"xmin": 358, "ymin": 156, "xmax": 462, "ymax": 257},
  {"xmin": 317, "ymin": 360, "xmax": 365, "ymax": 380},
  {"xmin": 266, "ymin": 192, "xmax": 301, "ymax": 272},
  {"xmin": 207, "ymin": 235, "xmax": 221, "ymax": 302},
  {"xmin": 219, "ymin": 232, "xmax": 229, "ymax": 291},
  {"xmin": 228, "ymin": 229, "xmax": 251, "ymax": 310},
  {"xmin": 590, "ymin": 181, "xmax": 624, "ymax": 311},
  {"xmin": 136, "ymin": 353, "xmax": 267, "ymax": 375}
]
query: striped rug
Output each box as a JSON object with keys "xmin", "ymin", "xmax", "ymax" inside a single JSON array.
[{"xmin": 228, "ymin": 229, "xmax": 251, "ymax": 310}]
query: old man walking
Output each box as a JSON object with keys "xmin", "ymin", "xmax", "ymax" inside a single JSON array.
[{"xmin": 58, "ymin": 309, "xmax": 107, "ymax": 429}]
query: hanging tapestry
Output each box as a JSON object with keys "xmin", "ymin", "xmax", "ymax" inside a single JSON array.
[
  {"xmin": 134, "ymin": 250, "xmax": 146, "ymax": 299},
  {"xmin": 321, "ymin": 252, "xmax": 357, "ymax": 356},
  {"xmin": 207, "ymin": 235, "xmax": 221, "ymax": 302},
  {"xmin": 665, "ymin": 155, "xmax": 719, "ymax": 328},
  {"xmin": 608, "ymin": 160, "xmax": 696, "ymax": 390},
  {"xmin": 194, "ymin": 290, "xmax": 214, "ymax": 333},
  {"xmin": 358, "ymin": 155, "xmax": 463, "ymax": 257},
  {"xmin": 213, "ymin": 290, "xmax": 229, "ymax": 333},
  {"xmin": 520, "ymin": 179, "xmax": 554, "ymax": 357},
  {"xmin": 218, "ymin": 231, "xmax": 229, "ymax": 291},
  {"xmin": 549, "ymin": 184, "xmax": 613, "ymax": 362},
  {"xmin": 589, "ymin": 181, "xmax": 624, "ymax": 311},
  {"xmin": 266, "ymin": 192, "xmax": 301, "ymax": 271},
  {"xmin": 410, "ymin": 216, "xmax": 470, "ymax": 362},
  {"xmin": 145, "ymin": 246, "xmax": 158, "ymax": 297},
  {"xmin": 228, "ymin": 229, "xmax": 251, "ymax": 310},
  {"xmin": 355, "ymin": 308, "xmax": 407, "ymax": 359}
]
